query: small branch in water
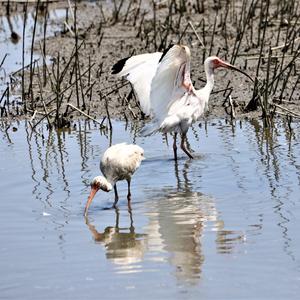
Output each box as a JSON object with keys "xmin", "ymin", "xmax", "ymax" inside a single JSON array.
[
  {"xmin": 27, "ymin": 108, "xmax": 55, "ymax": 116},
  {"xmin": 38, "ymin": 42, "xmax": 54, "ymax": 88},
  {"xmin": 245, "ymin": 54, "xmax": 297, "ymax": 60},
  {"xmin": 229, "ymin": 95, "xmax": 236, "ymax": 119},
  {"xmin": 104, "ymin": 97, "xmax": 113, "ymax": 132},
  {"xmin": 31, "ymin": 109, "xmax": 56, "ymax": 126},
  {"xmin": 28, "ymin": 0, "xmax": 41, "ymax": 110},
  {"xmin": 21, "ymin": 0, "xmax": 28, "ymax": 113},
  {"xmin": 0, "ymin": 54, "xmax": 8, "ymax": 68},
  {"xmin": 67, "ymin": 0, "xmax": 75, "ymax": 23},
  {"xmin": 12, "ymin": 59, "xmax": 40, "ymax": 77},
  {"xmin": 30, "ymin": 110, "xmax": 37, "ymax": 122},
  {"xmin": 188, "ymin": 21, "xmax": 205, "ymax": 48},
  {"xmin": 63, "ymin": 21, "xmax": 75, "ymax": 36},
  {"xmin": 271, "ymin": 37, "xmax": 300, "ymax": 51},
  {"xmin": 271, "ymin": 103, "xmax": 300, "ymax": 118},
  {"xmin": 121, "ymin": 94, "xmax": 137, "ymax": 119},
  {"xmin": 66, "ymin": 103, "xmax": 104, "ymax": 126},
  {"xmin": 36, "ymin": 62, "xmax": 52, "ymax": 129}
]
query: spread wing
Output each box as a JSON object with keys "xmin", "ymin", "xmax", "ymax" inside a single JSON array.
[
  {"xmin": 149, "ymin": 45, "xmax": 194, "ymax": 126},
  {"xmin": 140, "ymin": 45, "xmax": 195, "ymax": 135},
  {"xmin": 112, "ymin": 52, "xmax": 162, "ymax": 116}
]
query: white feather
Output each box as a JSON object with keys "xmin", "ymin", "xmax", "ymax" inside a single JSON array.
[
  {"xmin": 113, "ymin": 46, "xmax": 251, "ymax": 159},
  {"xmin": 100, "ymin": 143, "xmax": 144, "ymax": 185},
  {"xmin": 85, "ymin": 143, "xmax": 145, "ymax": 215},
  {"xmin": 114, "ymin": 48, "xmax": 216, "ymax": 135},
  {"xmin": 115, "ymin": 53, "xmax": 162, "ymax": 115},
  {"xmin": 142, "ymin": 45, "xmax": 196, "ymax": 135},
  {"xmin": 160, "ymin": 94, "xmax": 200, "ymax": 132}
]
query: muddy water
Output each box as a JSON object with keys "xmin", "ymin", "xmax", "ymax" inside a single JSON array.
[{"xmin": 1, "ymin": 119, "xmax": 300, "ymax": 299}]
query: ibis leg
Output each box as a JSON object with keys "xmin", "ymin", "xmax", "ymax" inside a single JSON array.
[
  {"xmin": 127, "ymin": 179, "xmax": 131, "ymax": 201},
  {"xmin": 173, "ymin": 133, "xmax": 178, "ymax": 161},
  {"xmin": 180, "ymin": 133, "xmax": 194, "ymax": 159},
  {"xmin": 127, "ymin": 179, "xmax": 132, "ymax": 210},
  {"xmin": 113, "ymin": 184, "xmax": 119, "ymax": 207}
]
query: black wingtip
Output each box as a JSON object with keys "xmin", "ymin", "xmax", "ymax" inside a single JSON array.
[
  {"xmin": 111, "ymin": 56, "xmax": 131, "ymax": 75},
  {"xmin": 158, "ymin": 44, "xmax": 175, "ymax": 63}
]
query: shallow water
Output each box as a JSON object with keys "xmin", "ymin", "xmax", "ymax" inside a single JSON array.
[
  {"xmin": 0, "ymin": 7, "xmax": 65, "ymax": 99},
  {"xmin": 1, "ymin": 119, "xmax": 300, "ymax": 299}
]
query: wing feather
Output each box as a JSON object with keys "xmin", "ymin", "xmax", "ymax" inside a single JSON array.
[
  {"xmin": 149, "ymin": 45, "xmax": 194, "ymax": 127},
  {"xmin": 112, "ymin": 53, "xmax": 162, "ymax": 115}
]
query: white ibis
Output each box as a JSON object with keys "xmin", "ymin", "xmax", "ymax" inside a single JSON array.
[
  {"xmin": 84, "ymin": 143, "xmax": 145, "ymax": 216},
  {"xmin": 112, "ymin": 45, "xmax": 253, "ymax": 159}
]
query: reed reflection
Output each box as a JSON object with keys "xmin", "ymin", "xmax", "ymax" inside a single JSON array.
[
  {"xmin": 248, "ymin": 118, "xmax": 296, "ymax": 262},
  {"xmin": 85, "ymin": 208, "xmax": 147, "ymax": 268}
]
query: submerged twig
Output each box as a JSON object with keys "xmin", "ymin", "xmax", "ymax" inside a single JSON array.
[{"xmin": 67, "ymin": 103, "xmax": 104, "ymax": 126}]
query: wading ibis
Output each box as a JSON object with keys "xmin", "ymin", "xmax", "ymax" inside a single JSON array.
[
  {"xmin": 84, "ymin": 143, "xmax": 145, "ymax": 216},
  {"xmin": 112, "ymin": 45, "xmax": 253, "ymax": 160}
]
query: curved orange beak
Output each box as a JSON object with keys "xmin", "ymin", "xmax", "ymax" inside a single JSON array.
[
  {"xmin": 217, "ymin": 60, "xmax": 254, "ymax": 82},
  {"xmin": 84, "ymin": 186, "xmax": 99, "ymax": 216}
]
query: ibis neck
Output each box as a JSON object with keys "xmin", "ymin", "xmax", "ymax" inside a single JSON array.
[
  {"xmin": 98, "ymin": 175, "xmax": 114, "ymax": 191},
  {"xmin": 105, "ymin": 175, "xmax": 116, "ymax": 187},
  {"xmin": 204, "ymin": 67, "xmax": 215, "ymax": 95}
]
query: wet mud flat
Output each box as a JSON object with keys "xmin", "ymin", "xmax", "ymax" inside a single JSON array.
[{"xmin": 0, "ymin": 0, "xmax": 299, "ymax": 129}]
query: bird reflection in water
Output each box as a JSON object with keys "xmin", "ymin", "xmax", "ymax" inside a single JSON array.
[
  {"xmin": 85, "ymin": 160, "xmax": 243, "ymax": 281},
  {"xmin": 85, "ymin": 208, "xmax": 147, "ymax": 269},
  {"xmin": 144, "ymin": 160, "xmax": 244, "ymax": 284}
]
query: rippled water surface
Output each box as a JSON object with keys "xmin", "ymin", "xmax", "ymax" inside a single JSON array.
[{"xmin": 1, "ymin": 119, "xmax": 300, "ymax": 299}]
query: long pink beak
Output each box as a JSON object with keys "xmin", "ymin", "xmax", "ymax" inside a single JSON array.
[
  {"xmin": 84, "ymin": 186, "xmax": 99, "ymax": 216},
  {"xmin": 218, "ymin": 60, "xmax": 254, "ymax": 82}
]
